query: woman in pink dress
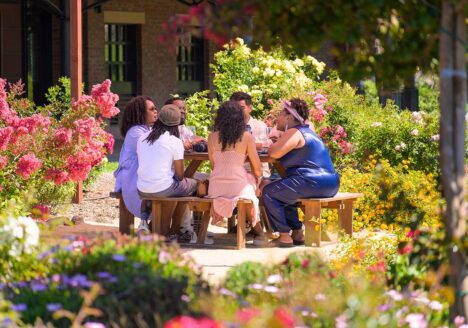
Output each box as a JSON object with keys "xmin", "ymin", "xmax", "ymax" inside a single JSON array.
[{"xmin": 207, "ymin": 101, "xmax": 266, "ymax": 245}]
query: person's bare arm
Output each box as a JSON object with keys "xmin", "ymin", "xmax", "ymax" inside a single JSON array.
[
  {"xmin": 174, "ymin": 159, "xmax": 185, "ymax": 180},
  {"xmin": 246, "ymin": 133, "xmax": 262, "ymax": 178},
  {"xmin": 207, "ymin": 133, "xmax": 215, "ymax": 170},
  {"xmin": 268, "ymin": 128, "xmax": 303, "ymax": 159}
]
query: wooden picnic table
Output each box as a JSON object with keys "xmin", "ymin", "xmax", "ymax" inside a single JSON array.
[{"xmin": 183, "ymin": 151, "xmax": 286, "ymax": 178}]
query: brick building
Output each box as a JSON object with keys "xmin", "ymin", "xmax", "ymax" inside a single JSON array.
[{"xmin": 0, "ymin": 0, "xmax": 217, "ymax": 117}]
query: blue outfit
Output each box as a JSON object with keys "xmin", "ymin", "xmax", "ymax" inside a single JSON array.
[
  {"xmin": 262, "ymin": 125, "xmax": 340, "ymax": 233},
  {"xmin": 114, "ymin": 125, "xmax": 150, "ymax": 218}
]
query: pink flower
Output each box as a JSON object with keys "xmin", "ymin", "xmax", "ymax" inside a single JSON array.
[
  {"xmin": 31, "ymin": 204, "xmax": 50, "ymax": 221},
  {"xmin": 74, "ymin": 117, "xmax": 95, "ymax": 140},
  {"xmin": 406, "ymin": 229, "xmax": 420, "ymax": 239},
  {"xmin": 236, "ymin": 308, "xmax": 261, "ymax": 323},
  {"xmin": 0, "ymin": 155, "xmax": 7, "ymax": 170},
  {"xmin": 0, "ymin": 126, "xmax": 13, "ymax": 151},
  {"xmin": 16, "ymin": 153, "xmax": 42, "ymax": 179},
  {"xmin": 369, "ymin": 261, "xmax": 386, "ymax": 272},
  {"xmin": 274, "ymin": 307, "xmax": 295, "ymax": 328},
  {"xmin": 455, "ymin": 316, "xmax": 465, "ymax": 327},
  {"xmin": 91, "ymin": 80, "xmax": 120, "ymax": 118},
  {"xmin": 0, "ymin": 78, "xmax": 16, "ymax": 120},
  {"xmin": 405, "ymin": 313, "xmax": 427, "ymax": 328},
  {"xmin": 104, "ymin": 132, "xmax": 115, "ymax": 154},
  {"xmin": 398, "ymin": 243, "xmax": 413, "ymax": 255},
  {"xmin": 45, "ymin": 169, "xmax": 69, "ymax": 185},
  {"xmin": 164, "ymin": 316, "xmax": 223, "ymax": 328},
  {"xmin": 54, "ymin": 128, "xmax": 73, "ymax": 147}
]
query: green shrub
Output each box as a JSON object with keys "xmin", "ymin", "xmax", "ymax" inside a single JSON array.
[{"xmin": 8, "ymin": 236, "xmax": 207, "ymax": 327}]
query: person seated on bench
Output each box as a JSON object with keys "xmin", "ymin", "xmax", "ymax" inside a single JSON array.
[
  {"xmin": 137, "ymin": 104, "xmax": 198, "ymax": 240},
  {"xmin": 114, "ymin": 96, "xmax": 157, "ymax": 235},
  {"xmin": 262, "ymin": 98, "xmax": 340, "ymax": 247},
  {"xmin": 207, "ymin": 101, "xmax": 267, "ymax": 246}
]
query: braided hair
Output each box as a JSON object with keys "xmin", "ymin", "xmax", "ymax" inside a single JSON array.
[{"xmin": 120, "ymin": 96, "xmax": 153, "ymax": 137}]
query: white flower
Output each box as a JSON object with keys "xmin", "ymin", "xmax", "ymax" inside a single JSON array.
[
  {"xmin": 428, "ymin": 300, "xmax": 443, "ymax": 311},
  {"xmin": 275, "ymin": 70, "xmax": 283, "ymax": 77},
  {"xmin": 0, "ymin": 216, "xmax": 39, "ymax": 257},
  {"xmin": 412, "ymin": 111, "xmax": 423, "ymax": 123},
  {"xmin": 235, "ymin": 37, "xmax": 244, "ymax": 45},
  {"xmin": 405, "ymin": 313, "xmax": 428, "ymax": 328},
  {"xmin": 266, "ymin": 274, "xmax": 282, "ymax": 284},
  {"xmin": 238, "ymin": 85, "xmax": 249, "ymax": 92},
  {"xmin": 386, "ymin": 290, "xmax": 403, "ymax": 301},
  {"xmin": 315, "ymin": 293, "xmax": 327, "ymax": 301},
  {"xmin": 430, "ymin": 134, "xmax": 440, "ymax": 141},
  {"xmin": 293, "ymin": 58, "xmax": 304, "ymax": 67},
  {"xmin": 395, "ymin": 145, "xmax": 401, "ymax": 151},
  {"xmin": 400, "ymin": 142, "xmax": 407, "ymax": 149},
  {"xmin": 264, "ymin": 285, "xmax": 279, "ymax": 293},
  {"xmin": 411, "ymin": 129, "xmax": 419, "ymax": 136},
  {"xmin": 264, "ymin": 68, "xmax": 275, "ymax": 77},
  {"xmin": 283, "ymin": 60, "xmax": 296, "ymax": 73},
  {"xmin": 371, "ymin": 122, "xmax": 383, "ymax": 127},
  {"xmin": 252, "ymin": 66, "xmax": 260, "ymax": 73}
]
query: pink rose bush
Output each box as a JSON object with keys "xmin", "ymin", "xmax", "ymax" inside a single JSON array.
[{"xmin": 0, "ymin": 78, "xmax": 118, "ymax": 207}]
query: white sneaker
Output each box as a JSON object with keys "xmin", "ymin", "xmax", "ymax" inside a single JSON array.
[
  {"xmin": 137, "ymin": 220, "xmax": 150, "ymax": 236},
  {"xmin": 204, "ymin": 237, "xmax": 214, "ymax": 245}
]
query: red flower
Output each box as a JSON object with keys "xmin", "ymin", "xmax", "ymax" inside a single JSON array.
[
  {"xmin": 301, "ymin": 259, "xmax": 310, "ymax": 268},
  {"xmin": 274, "ymin": 307, "xmax": 295, "ymax": 328},
  {"xmin": 236, "ymin": 308, "xmax": 261, "ymax": 323},
  {"xmin": 45, "ymin": 169, "xmax": 69, "ymax": 185},
  {"xmin": 0, "ymin": 126, "xmax": 13, "ymax": 151},
  {"xmin": 164, "ymin": 316, "xmax": 223, "ymax": 328},
  {"xmin": 16, "ymin": 153, "xmax": 42, "ymax": 179},
  {"xmin": 31, "ymin": 204, "xmax": 50, "ymax": 221},
  {"xmin": 369, "ymin": 261, "xmax": 386, "ymax": 272},
  {"xmin": 0, "ymin": 155, "xmax": 7, "ymax": 170},
  {"xmin": 398, "ymin": 243, "xmax": 413, "ymax": 255},
  {"xmin": 406, "ymin": 229, "xmax": 420, "ymax": 239}
]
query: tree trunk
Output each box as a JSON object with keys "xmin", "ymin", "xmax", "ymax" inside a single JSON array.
[{"xmin": 439, "ymin": 0, "xmax": 467, "ymax": 320}]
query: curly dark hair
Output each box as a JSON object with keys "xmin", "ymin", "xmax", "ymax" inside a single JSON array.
[
  {"xmin": 289, "ymin": 98, "xmax": 309, "ymax": 122},
  {"xmin": 229, "ymin": 92, "xmax": 252, "ymax": 106},
  {"xmin": 214, "ymin": 101, "xmax": 246, "ymax": 151},
  {"xmin": 120, "ymin": 95, "xmax": 154, "ymax": 137},
  {"xmin": 144, "ymin": 120, "xmax": 180, "ymax": 145}
]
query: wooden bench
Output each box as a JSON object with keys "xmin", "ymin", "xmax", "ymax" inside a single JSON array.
[
  {"xmin": 110, "ymin": 191, "xmax": 363, "ymax": 248},
  {"xmin": 298, "ymin": 192, "xmax": 363, "ymax": 247},
  {"xmin": 110, "ymin": 192, "xmax": 253, "ymax": 249},
  {"xmin": 110, "ymin": 191, "xmax": 134, "ymax": 235}
]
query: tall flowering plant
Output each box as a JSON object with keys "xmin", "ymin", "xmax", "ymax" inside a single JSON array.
[{"xmin": 0, "ymin": 79, "xmax": 118, "ymax": 209}]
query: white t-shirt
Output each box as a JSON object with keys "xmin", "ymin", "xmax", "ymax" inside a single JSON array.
[
  {"xmin": 179, "ymin": 125, "xmax": 195, "ymax": 141},
  {"xmin": 137, "ymin": 131, "xmax": 184, "ymax": 193}
]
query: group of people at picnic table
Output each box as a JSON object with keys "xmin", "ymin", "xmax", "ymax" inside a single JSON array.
[{"xmin": 114, "ymin": 92, "xmax": 340, "ymax": 247}]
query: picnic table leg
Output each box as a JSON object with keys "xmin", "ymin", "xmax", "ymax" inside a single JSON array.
[
  {"xmin": 184, "ymin": 160, "xmax": 202, "ymax": 178},
  {"xmin": 338, "ymin": 199, "xmax": 354, "ymax": 236},
  {"xmin": 236, "ymin": 203, "xmax": 248, "ymax": 249},
  {"xmin": 227, "ymin": 216, "xmax": 235, "ymax": 233},
  {"xmin": 197, "ymin": 205, "xmax": 211, "ymax": 244},
  {"xmin": 151, "ymin": 201, "xmax": 162, "ymax": 234},
  {"xmin": 119, "ymin": 197, "xmax": 134, "ymax": 235},
  {"xmin": 304, "ymin": 201, "xmax": 322, "ymax": 247}
]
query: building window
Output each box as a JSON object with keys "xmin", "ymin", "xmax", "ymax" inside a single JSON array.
[
  {"xmin": 176, "ymin": 28, "xmax": 205, "ymax": 97},
  {"xmin": 104, "ymin": 24, "xmax": 137, "ymax": 124},
  {"xmin": 104, "ymin": 24, "xmax": 136, "ymax": 82}
]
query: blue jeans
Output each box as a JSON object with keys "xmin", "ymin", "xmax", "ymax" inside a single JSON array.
[{"xmin": 262, "ymin": 173, "xmax": 339, "ymax": 233}]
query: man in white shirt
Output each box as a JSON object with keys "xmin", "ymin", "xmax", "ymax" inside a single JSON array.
[
  {"xmin": 229, "ymin": 92, "xmax": 271, "ymax": 177},
  {"xmin": 164, "ymin": 97, "xmax": 205, "ymax": 150}
]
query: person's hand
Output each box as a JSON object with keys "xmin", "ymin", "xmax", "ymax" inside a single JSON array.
[
  {"xmin": 192, "ymin": 136, "xmax": 205, "ymax": 143},
  {"xmin": 183, "ymin": 140, "xmax": 193, "ymax": 150}
]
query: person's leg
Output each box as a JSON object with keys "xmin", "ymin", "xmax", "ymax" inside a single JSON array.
[{"xmin": 262, "ymin": 177, "xmax": 303, "ymax": 244}]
